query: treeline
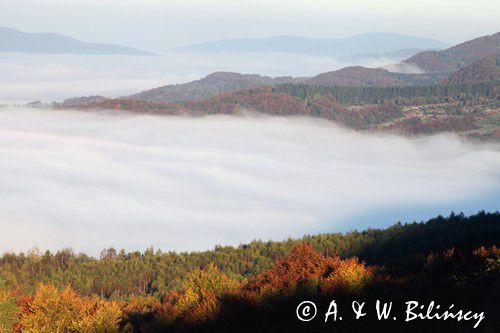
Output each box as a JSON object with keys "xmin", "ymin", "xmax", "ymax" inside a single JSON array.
[
  {"xmin": 274, "ymin": 81, "xmax": 499, "ymax": 105},
  {"xmin": 386, "ymin": 72, "xmax": 445, "ymax": 86},
  {"xmin": 0, "ymin": 219, "xmax": 499, "ymax": 331},
  {"xmin": 0, "ymin": 212, "xmax": 498, "ymax": 300}
]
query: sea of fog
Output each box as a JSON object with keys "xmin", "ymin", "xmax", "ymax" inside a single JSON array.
[
  {"xmin": 0, "ymin": 107, "xmax": 499, "ymax": 255},
  {"xmin": 0, "ymin": 51, "xmax": 398, "ymax": 103}
]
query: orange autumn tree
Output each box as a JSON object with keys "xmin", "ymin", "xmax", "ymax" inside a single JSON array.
[
  {"xmin": 247, "ymin": 242, "xmax": 339, "ymax": 295},
  {"xmin": 19, "ymin": 284, "xmax": 121, "ymax": 333},
  {"xmin": 247, "ymin": 242, "xmax": 372, "ymax": 296}
]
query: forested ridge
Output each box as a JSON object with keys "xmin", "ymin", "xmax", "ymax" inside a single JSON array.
[
  {"xmin": 0, "ymin": 211, "xmax": 497, "ymax": 299},
  {"xmin": 117, "ymin": 32, "xmax": 498, "ymax": 105},
  {"xmin": 304, "ymin": 66, "xmax": 444, "ymax": 87},
  {"xmin": 66, "ymin": 79, "xmax": 499, "ymax": 140},
  {"xmin": 403, "ymin": 32, "xmax": 500, "ymax": 73},
  {"xmin": 127, "ymin": 71, "xmax": 301, "ymax": 103},
  {"xmin": 48, "ymin": 32, "xmax": 499, "ymax": 145},
  {"xmin": 0, "ymin": 212, "xmax": 499, "ymax": 332}
]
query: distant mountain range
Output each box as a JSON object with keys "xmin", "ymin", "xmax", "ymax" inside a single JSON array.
[
  {"xmin": 175, "ymin": 33, "xmax": 449, "ymax": 58},
  {"xmin": 60, "ymin": 32, "xmax": 499, "ymax": 107},
  {"xmin": 0, "ymin": 27, "xmax": 152, "ymax": 55},
  {"xmin": 52, "ymin": 32, "xmax": 499, "ymax": 141},
  {"xmin": 312, "ymin": 33, "xmax": 500, "ymax": 84}
]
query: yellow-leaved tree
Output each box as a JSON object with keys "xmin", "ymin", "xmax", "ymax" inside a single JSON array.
[
  {"xmin": 173, "ymin": 263, "xmax": 240, "ymax": 323},
  {"xmin": 20, "ymin": 284, "xmax": 121, "ymax": 333}
]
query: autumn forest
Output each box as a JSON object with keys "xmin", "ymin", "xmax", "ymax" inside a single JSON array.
[{"xmin": 0, "ymin": 212, "xmax": 499, "ymax": 332}]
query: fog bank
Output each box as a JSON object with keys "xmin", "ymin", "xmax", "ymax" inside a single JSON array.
[
  {"xmin": 0, "ymin": 52, "xmax": 342, "ymax": 102},
  {"xmin": 1, "ymin": 107, "xmax": 499, "ymax": 255}
]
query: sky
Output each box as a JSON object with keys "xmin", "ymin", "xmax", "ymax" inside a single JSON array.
[
  {"xmin": 1, "ymin": 108, "xmax": 499, "ymax": 255},
  {"xmin": 1, "ymin": 0, "xmax": 499, "ymax": 51}
]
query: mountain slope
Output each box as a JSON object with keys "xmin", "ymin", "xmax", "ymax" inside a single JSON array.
[
  {"xmin": 306, "ymin": 67, "xmax": 400, "ymax": 86},
  {"xmin": 442, "ymin": 55, "xmax": 500, "ymax": 84},
  {"xmin": 175, "ymin": 33, "xmax": 449, "ymax": 57},
  {"xmin": 304, "ymin": 66, "xmax": 442, "ymax": 87},
  {"xmin": 0, "ymin": 27, "xmax": 151, "ymax": 55},
  {"xmin": 402, "ymin": 32, "xmax": 500, "ymax": 73},
  {"xmin": 127, "ymin": 71, "xmax": 301, "ymax": 103}
]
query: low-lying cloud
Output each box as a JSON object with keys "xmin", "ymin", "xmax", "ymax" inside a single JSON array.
[
  {"xmin": 1, "ymin": 107, "xmax": 499, "ymax": 255},
  {"xmin": 383, "ymin": 62, "xmax": 425, "ymax": 74}
]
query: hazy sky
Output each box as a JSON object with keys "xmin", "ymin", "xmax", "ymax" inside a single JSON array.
[{"xmin": 1, "ymin": 0, "xmax": 499, "ymax": 51}]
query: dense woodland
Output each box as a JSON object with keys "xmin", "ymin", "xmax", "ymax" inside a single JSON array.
[
  {"xmin": 0, "ymin": 211, "xmax": 499, "ymax": 332},
  {"xmin": 275, "ymin": 81, "xmax": 498, "ymax": 105}
]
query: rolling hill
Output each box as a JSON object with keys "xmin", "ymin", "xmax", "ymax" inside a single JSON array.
[
  {"xmin": 175, "ymin": 33, "xmax": 449, "ymax": 58},
  {"xmin": 304, "ymin": 66, "xmax": 443, "ymax": 87},
  {"xmin": 127, "ymin": 66, "xmax": 444, "ymax": 105},
  {"xmin": 55, "ymin": 33, "xmax": 499, "ymax": 140},
  {"xmin": 402, "ymin": 32, "xmax": 500, "ymax": 73},
  {"xmin": 0, "ymin": 27, "xmax": 152, "ymax": 55},
  {"xmin": 442, "ymin": 54, "xmax": 500, "ymax": 84},
  {"xmin": 127, "ymin": 71, "xmax": 302, "ymax": 103},
  {"xmin": 306, "ymin": 67, "xmax": 400, "ymax": 86},
  {"xmin": 75, "ymin": 33, "xmax": 499, "ymax": 106},
  {"xmin": 65, "ymin": 79, "xmax": 498, "ymax": 140}
]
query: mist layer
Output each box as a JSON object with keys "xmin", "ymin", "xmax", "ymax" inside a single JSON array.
[{"xmin": 0, "ymin": 107, "xmax": 499, "ymax": 255}]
